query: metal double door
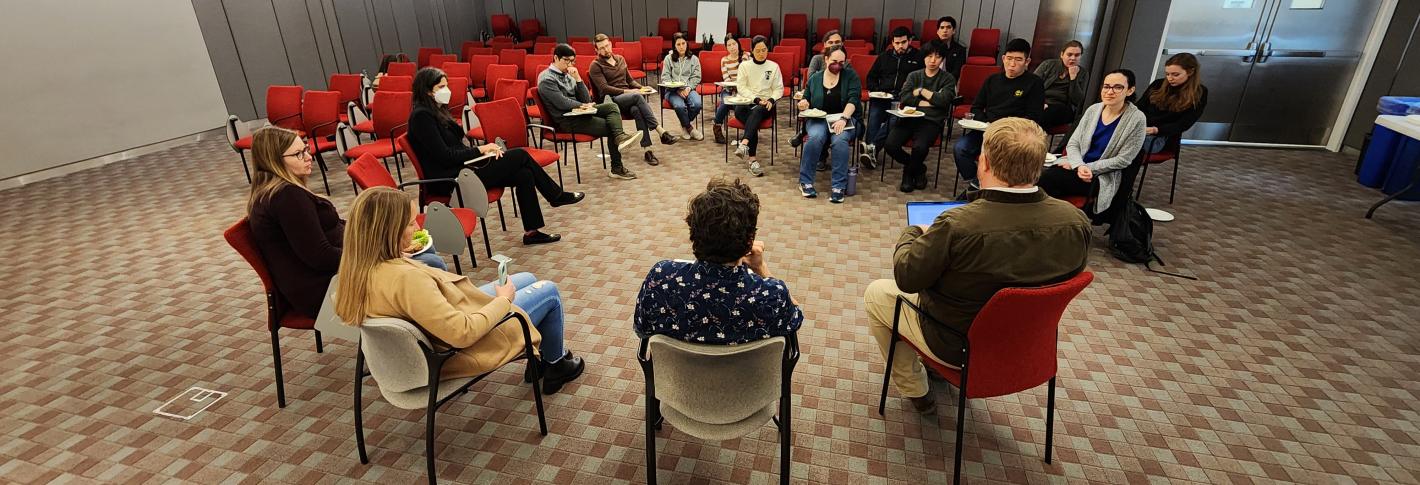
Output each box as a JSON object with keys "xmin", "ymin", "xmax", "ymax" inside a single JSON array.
[{"xmin": 1160, "ymin": 0, "xmax": 1381, "ymax": 146}]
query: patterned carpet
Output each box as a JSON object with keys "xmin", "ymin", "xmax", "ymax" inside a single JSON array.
[{"xmin": 2, "ymin": 109, "xmax": 1418, "ymax": 484}]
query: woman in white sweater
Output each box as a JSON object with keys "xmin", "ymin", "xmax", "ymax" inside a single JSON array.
[
  {"xmin": 1039, "ymin": 69, "xmax": 1147, "ymax": 219},
  {"xmin": 732, "ymin": 35, "xmax": 784, "ymax": 177}
]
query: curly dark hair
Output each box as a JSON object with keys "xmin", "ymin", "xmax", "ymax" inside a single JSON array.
[{"xmin": 685, "ymin": 177, "xmax": 759, "ymax": 264}]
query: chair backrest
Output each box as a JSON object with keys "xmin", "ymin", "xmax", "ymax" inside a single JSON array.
[
  {"xmin": 612, "ymin": 47, "xmax": 629, "ymax": 65},
  {"xmin": 460, "ymin": 40, "xmax": 482, "ymax": 61},
  {"xmin": 498, "ymin": 50, "xmax": 527, "ymax": 77},
  {"xmin": 494, "ymin": 78, "xmax": 529, "ymax": 106},
  {"xmin": 266, "ymin": 85, "xmax": 304, "ymax": 130},
  {"xmin": 739, "ymin": 37, "xmax": 753, "ymax": 54},
  {"xmin": 697, "ymin": 51, "xmax": 724, "ymax": 84},
  {"xmin": 312, "ymin": 275, "xmax": 358, "ymax": 342},
  {"xmin": 571, "ymin": 42, "xmax": 595, "ymax": 56},
  {"xmin": 657, "ymin": 17, "xmax": 680, "ymax": 38},
  {"xmin": 968, "ymin": 28, "xmax": 1001, "ymax": 58},
  {"xmin": 748, "ymin": 18, "xmax": 772, "ymax": 39},
  {"xmin": 525, "ymin": 54, "xmax": 554, "ymax": 81},
  {"xmin": 359, "ymin": 318, "xmax": 436, "ymax": 398},
  {"xmin": 618, "ymin": 42, "xmax": 642, "ymax": 67},
  {"xmin": 921, "ymin": 19, "xmax": 940, "ymax": 44},
  {"xmin": 726, "ymin": 16, "xmax": 740, "ymax": 37},
  {"xmin": 377, "ymin": 75, "xmax": 412, "ymax": 93},
  {"xmin": 371, "ymin": 90, "xmax": 412, "ymax": 138},
  {"xmin": 347, "ymin": 152, "xmax": 398, "ymax": 189},
  {"xmin": 845, "ymin": 45, "xmax": 872, "ymax": 59},
  {"xmin": 486, "ymin": 64, "xmax": 519, "ymax": 94},
  {"xmin": 468, "ymin": 55, "xmax": 498, "ymax": 87},
  {"xmin": 226, "ymin": 115, "xmax": 250, "ymax": 151},
  {"xmin": 766, "ymin": 52, "xmax": 794, "ymax": 84},
  {"xmin": 301, "ymin": 90, "xmax": 341, "ymax": 138},
  {"xmin": 647, "ymin": 335, "xmax": 786, "ymax": 431},
  {"xmin": 783, "ymin": 13, "xmax": 808, "ymax": 39},
  {"xmin": 490, "ymin": 14, "xmax": 515, "ymax": 37},
  {"xmin": 328, "ymin": 74, "xmax": 363, "ymax": 108},
  {"xmin": 530, "ymin": 86, "xmax": 555, "ymax": 128},
  {"xmin": 849, "ymin": 54, "xmax": 876, "ymax": 79},
  {"xmin": 417, "ymin": 47, "xmax": 441, "ymax": 68},
  {"xmin": 957, "ymin": 64, "xmax": 1000, "ymax": 105},
  {"xmin": 567, "ymin": 36, "xmax": 590, "ymax": 43},
  {"xmin": 687, "ymin": 18, "xmax": 698, "ymax": 39},
  {"xmin": 533, "ymin": 43, "xmax": 556, "ymax": 55},
  {"xmin": 474, "ymin": 97, "xmax": 529, "ymax": 150},
  {"xmin": 849, "ymin": 18, "xmax": 875, "ymax": 42},
  {"xmin": 888, "ymin": 18, "xmax": 915, "ymax": 38},
  {"xmin": 394, "ymin": 135, "xmax": 428, "ymax": 184},
  {"xmin": 573, "ymin": 57, "xmax": 594, "ymax": 85},
  {"xmin": 519, "ymin": 18, "xmax": 542, "ymax": 40},
  {"xmin": 640, "ymin": 36, "xmax": 663, "ymax": 62},
  {"xmin": 965, "ymin": 271, "xmax": 1093, "ymax": 398},
  {"xmin": 442, "ymin": 61, "xmax": 471, "ymax": 79},
  {"xmin": 445, "ymin": 77, "xmax": 470, "ymax": 115},
  {"xmin": 535, "ymin": 36, "xmax": 557, "ymax": 44},
  {"xmin": 429, "ymin": 53, "xmax": 457, "ymax": 69},
  {"xmin": 814, "ymin": 18, "xmax": 840, "ymax": 41},
  {"xmin": 467, "ymin": 46, "xmax": 496, "ymax": 57},
  {"xmin": 224, "ymin": 218, "xmax": 273, "ymax": 291},
  {"xmin": 771, "ymin": 45, "xmax": 801, "ymax": 72}
]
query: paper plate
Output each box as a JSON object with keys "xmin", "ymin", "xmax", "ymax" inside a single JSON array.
[
  {"xmin": 725, "ymin": 97, "xmax": 753, "ymax": 105},
  {"xmin": 869, "ymin": 91, "xmax": 893, "ymax": 99},
  {"xmin": 800, "ymin": 109, "xmax": 827, "ymax": 118},
  {"xmin": 1145, "ymin": 208, "xmax": 1175, "ymax": 222},
  {"xmin": 958, "ymin": 119, "xmax": 988, "ymax": 130}
]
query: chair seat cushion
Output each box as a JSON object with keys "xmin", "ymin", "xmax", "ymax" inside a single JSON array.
[
  {"xmin": 378, "ymin": 376, "xmax": 477, "ymax": 410},
  {"xmin": 1145, "ymin": 151, "xmax": 1177, "ymax": 163},
  {"xmin": 344, "ymin": 141, "xmax": 397, "ymax": 160},
  {"xmin": 337, "ymin": 113, "xmax": 349, "ymax": 124},
  {"xmin": 353, "ymin": 120, "xmax": 375, "ymax": 133},
  {"xmin": 471, "ymin": 88, "xmax": 487, "ymax": 99},
  {"xmin": 629, "ymin": 70, "xmax": 646, "ymax": 79},
  {"xmin": 278, "ymin": 312, "xmax": 316, "ymax": 330},
  {"xmin": 312, "ymin": 137, "xmax": 338, "ymax": 153},
  {"xmin": 952, "ymin": 105, "xmax": 970, "ymax": 119},
  {"xmin": 966, "ymin": 56, "xmax": 995, "ymax": 66},
  {"xmin": 728, "ymin": 117, "xmax": 772, "ymax": 130},
  {"xmin": 544, "ymin": 131, "xmax": 597, "ymax": 142},
  {"xmin": 660, "ymin": 403, "xmax": 776, "ymax": 441},
  {"xmin": 526, "ymin": 105, "xmax": 543, "ymax": 119},
  {"xmin": 487, "ymin": 187, "xmax": 504, "ymax": 203},
  {"xmin": 697, "ymin": 84, "xmax": 721, "ymax": 96},
  {"xmin": 467, "ymin": 126, "xmax": 486, "ymax": 140},
  {"xmin": 525, "ymin": 148, "xmax": 559, "ymax": 167},
  {"xmin": 234, "ymin": 136, "xmax": 253, "ymax": 150}
]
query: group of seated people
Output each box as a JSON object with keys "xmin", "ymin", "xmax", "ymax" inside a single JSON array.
[{"xmin": 240, "ymin": 22, "xmax": 1210, "ymax": 407}]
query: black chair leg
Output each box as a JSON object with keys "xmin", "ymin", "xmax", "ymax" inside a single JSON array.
[
  {"xmin": 425, "ymin": 397, "xmax": 438, "ymax": 485},
  {"xmin": 239, "ymin": 152, "xmax": 252, "ymax": 183},
  {"xmin": 315, "ymin": 152, "xmax": 332, "ymax": 195},
  {"xmin": 1168, "ymin": 156, "xmax": 1180, "ymax": 204},
  {"xmin": 1135, "ymin": 163, "xmax": 1150, "ymax": 200},
  {"xmin": 1045, "ymin": 376, "xmax": 1056, "ymax": 464},
  {"xmin": 779, "ymin": 397, "xmax": 792, "ymax": 485},
  {"xmin": 878, "ymin": 307, "xmax": 901, "ymax": 416},
  {"xmin": 480, "ymin": 222, "xmax": 493, "ymax": 258},
  {"xmin": 953, "ymin": 372, "xmax": 969, "ymax": 485},
  {"xmin": 498, "ymin": 200, "xmax": 508, "ymax": 230},
  {"xmin": 645, "ymin": 396, "xmax": 658, "ymax": 485},
  {"xmin": 314, "ymin": 330, "xmax": 323, "ymax": 353},
  {"xmin": 270, "ymin": 328, "xmax": 286, "ymax": 408},
  {"xmin": 531, "ymin": 359, "xmax": 548, "ymax": 435},
  {"xmin": 354, "ymin": 349, "xmax": 369, "ymax": 464},
  {"xmin": 452, "ymin": 255, "xmax": 463, "ymax": 275}
]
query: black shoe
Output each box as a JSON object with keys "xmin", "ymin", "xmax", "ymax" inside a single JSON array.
[
  {"xmin": 522, "ymin": 231, "xmax": 562, "ymax": 245},
  {"xmin": 526, "ymin": 351, "xmax": 574, "ymax": 382},
  {"xmin": 914, "ymin": 172, "xmax": 929, "ymax": 190},
  {"xmin": 542, "ymin": 354, "xmax": 585, "ymax": 395},
  {"xmin": 659, "ymin": 131, "xmax": 677, "ymax": 145},
  {"xmin": 790, "ymin": 132, "xmax": 805, "ymax": 148},
  {"xmin": 644, "ymin": 151, "xmax": 661, "ymax": 166},
  {"xmin": 816, "ymin": 159, "xmax": 829, "ymax": 172},
  {"xmin": 899, "ymin": 177, "xmax": 915, "ymax": 193},
  {"xmin": 550, "ymin": 191, "xmax": 584, "ymax": 207}
]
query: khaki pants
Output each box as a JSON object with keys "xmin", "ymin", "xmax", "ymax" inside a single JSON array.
[{"xmin": 864, "ymin": 279, "xmax": 957, "ymax": 399}]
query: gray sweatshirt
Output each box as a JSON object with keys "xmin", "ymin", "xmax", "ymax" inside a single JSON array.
[
  {"xmin": 660, "ymin": 53, "xmax": 701, "ymax": 86},
  {"xmin": 897, "ymin": 69, "xmax": 958, "ymax": 122},
  {"xmin": 537, "ymin": 66, "xmax": 589, "ymax": 125}
]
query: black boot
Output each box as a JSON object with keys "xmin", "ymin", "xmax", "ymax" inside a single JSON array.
[{"xmin": 541, "ymin": 353, "xmax": 585, "ymax": 395}]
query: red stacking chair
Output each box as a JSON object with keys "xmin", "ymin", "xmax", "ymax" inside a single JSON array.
[
  {"xmin": 530, "ymin": 88, "xmax": 603, "ymax": 184},
  {"xmin": 460, "ymin": 40, "xmax": 482, "ymax": 61},
  {"xmin": 888, "ymin": 19, "xmax": 915, "ymax": 38},
  {"xmin": 445, "ymin": 77, "xmax": 470, "ymax": 121},
  {"xmin": 467, "ymin": 46, "xmax": 495, "ymax": 57},
  {"xmin": 574, "ymin": 56, "xmax": 596, "ymax": 96},
  {"xmin": 849, "ymin": 55, "xmax": 876, "ymax": 101},
  {"xmin": 877, "ymin": 271, "xmax": 1095, "ymax": 485},
  {"xmin": 225, "ymin": 115, "xmax": 255, "ymax": 182},
  {"xmin": 488, "ymin": 37, "xmax": 515, "ymax": 55},
  {"xmin": 952, "ymin": 65, "xmax": 1000, "ymax": 121},
  {"xmin": 328, "ymin": 74, "xmax": 363, "ymax": 122},
  {"xmin": 442, "ymin": 62, "xmax": 471, "ymax": 79},
  {"xmin": 657, "ymin": 18, "xmax": 680, "ymax": 50},
  {"xmin": 397, "ymin": 135, "xmax": 502, "ymax": 265},
  {"xmin": 849, "ymin": 18, "xmax": 875, "ymax": 44},
  {"xmin": 571, "ymin": 42, "xmax": 595, "ymax": 56},
  {"xmin": 338, "ymin": 90, "xmax": 411, "ymax": 180},
  {"xmin": 845, "ymin": 45, "xmax": 872, "ymax": 59},
  {"xmin": 467, "ymin": 55, "xmax": 498, "ymax": 98},
  {"xmin": 814, "ymin": 18, "xmax": 841, "ymax": 48},
  {"xmin": 465, "ymin": 78, "xmax": 528, "ymax": 142},
  {"xmin": 922, "ymin": 19, "xmax": 940, "ymax": 44},
  {"xmin": 750, "ymin": 18, "xmax": 773, "ymax": 40},
  {"xmin": 525, "ymin": 64, "xmax": 550, "ymax": 123},
  {"xmin": 1135, "ymin": 140, "xmax": 1185, "ymax": 204},
  {"xmin": 499, "ymin": 49, "xmax": 527, "ymax": 78},
  {"xmin": 267, "ymin": 85, "xmax": 304, "ymax": 131},
  {"xmin": 726, "ymin": 16, "xmax": 740, "ymax": 38},
  {"xmin": 782, "ymin": 13, "xmax": 808, "ymax": 39},
  {"xmin": 534, "ymin": 43, "xmax": 556, "ymax": 55},
  {"xmin": 386, "ymin": 61, "xmax": 416, "ymax": 78},
  {"xmin": 417, "ymin": 47, "xmax": 442, "ymax": 68},
  {"xmin": 967, "ymin": 28, "xmax": 1001, "ymax": 65},
  {"xmin": 723, "ymin": 114, "xmax": 776, "ymax": 166},
  {"xmin": 640, "ymin": 36, "xmax": 663, "ymax": 73},
  {"xmin": 475, "ymin": 97, "xmax": 565, "ymax": 186},
  {"xmin": 376, "ymin": 75, "xmax": 412, "ymax": 94},
  {"xmin": 224, "ymin": 219, "xmax": 326, "ymax": 409},
  {"xmin": 686, "ymin": 18, "xmax": 702, "ymax": 50},
  {"xmin": 696, "ymin": 51, "xmax": 724, "ymax": 98},
  {"xmin": 524, "ymin": 54, "xmax": 553, "ymax": 85},
  {"xmin": 346, "ymin": 152, "xmax": 484, "ymax": 272},
  {"xmin": 428, "ymin": 53, "xmax": 457, "ymax": 69},
  {"xmin": 486, "ymin": 64, "xmax": 518, "ymax": 99},
  {"xmin": 300, "ymin": 90, "xmax": 341, "ymax": 194},
  {"xmin": 767, "ymin": 52, "xmax": 796, "ymax": 97},
  {"xmin": 490, "ymin": 14, "xmax": 515, "ymax": 38},
  {"xmin": 519, "ymin": 18, "xmax": 543, "ymax": 40},
  {"xmin": 618, "ymin": 42, "xmax": 646, "ymax": 81}
]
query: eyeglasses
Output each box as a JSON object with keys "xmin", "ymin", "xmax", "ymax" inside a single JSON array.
[
  {"xmin": 283, "ymin": 147, "xmax": 310, "ymax": 158},
  {"xmin": 1003, "ymin": 56, "xmax": 1027, "ymax": 63},
  {"xmin": 1101, "ymin": 84, "xmax": 1128, "ymax": 93}
]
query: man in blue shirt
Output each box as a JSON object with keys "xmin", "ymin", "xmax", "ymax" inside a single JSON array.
[{"xmin": 634, "ymin": 178, "xmax": 802, "ymax": 344}]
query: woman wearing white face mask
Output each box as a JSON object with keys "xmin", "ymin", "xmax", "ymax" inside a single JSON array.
[{"xmin": 406, "ymin": 67, "xmax": 584, "ymax": 245}]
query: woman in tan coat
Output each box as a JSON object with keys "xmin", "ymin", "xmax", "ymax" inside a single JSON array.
[{"xmin": 334, "ymin": 187, "xmax": 585, "ymax": 394}]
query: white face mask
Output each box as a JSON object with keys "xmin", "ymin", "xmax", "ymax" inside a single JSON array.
[{"xmin": 433, "ymin": 87, "xmax": 451, "ymax": 105}]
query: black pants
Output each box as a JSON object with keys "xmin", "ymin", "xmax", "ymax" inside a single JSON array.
[
  {"xmin": 884, "ymin": 117, "xmax": 944, "ymax": 178},
  {"xmin": 558, "ymin": 102, "xmax": 626, "ymax": 167},
  {"xmin": 733, "ymin": 104, "xmax": 775, "ymax": 156},
  {"xmin": 1041, "ymin": 103, "xmax": 1075, "ymax": 129},
  {"xmin": 430, "ymin": 149, "xmax": 564, "ymax": 232},
  {"xmin": 1038, "ymin": 165, "xmax": 1095, "ymax": 201}
]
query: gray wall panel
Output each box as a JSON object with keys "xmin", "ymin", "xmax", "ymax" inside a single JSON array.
[
  {"xmin": 225, "ymin": 0, "xmax": 295, "ymax": 116},
  {"xmin": 272, "ymin": 0, "xmax": 328, "ymax": 90},
  {"xmin": 335, "ymin": 0, "xmax": 380, "ymax": 74},
  {"xmin": 390, "ymin": 0, "xmax": 422, "ymax": 54},
  {"xmin": 192, "ymin": 0, "xmax": 257, "ymax": 120},
  {"xmin": 594, "ymin": 0, "xmax": 617, "ymax": 37},
  {"xmin": 564, "ymin": 0, "xmax": 596, "ymax": 37}
]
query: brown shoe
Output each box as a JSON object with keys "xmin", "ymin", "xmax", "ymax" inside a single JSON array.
[
  {"xmin": 644, "ymin": 151, "xmax": 660, "ymax": 166},
  {"xmin": 910, "ymin": 394, "xmax": 937, "ymax": 415},
  {"xmin": 713, "ymin": 124, "xmax": 726, "ymax": 144}
]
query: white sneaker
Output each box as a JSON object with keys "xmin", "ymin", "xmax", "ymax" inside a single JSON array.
[
  {"xmin": 734, "ymin": 142, "xmax": 749, "ymax": 160},
  {"xmin": 749, "ymin": 160, "xmax": 764, "ymax": 177},
  {"xmin": 691, "ymin": 127, "xmax": 705, "ymax": 140},
  {"xmin": 617, "ymin": 131, "xmax": 644, "ymax": 151}
]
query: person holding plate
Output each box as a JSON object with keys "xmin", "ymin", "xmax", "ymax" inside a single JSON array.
[
  {"xmin": 589, "ymin": 33, "xmax": 676, "ymax": 166},
  {"xmin": 860, "ymin": 26, "xmax": 923, "ymax": 170},
  {"xmin": 884, "ymin": 43, "xmax": 957, "ymax": 193},
  {"xmin": 796, "ymin": 45, "xmax": 860, "ymax": 204},
  {"xmin": 712, "ymin": 35, "xmax": 747, "ymax": 144},
  {"xmin": 1038, "ymin": 69, "xmax": 1147, "ymax": 221},
  {"xmin": 732, "ymin": 36, "xmax": 784, "ymax": 177},
  {"xmin": 537, "ymin": 44, "xmax": 646, "ymax": 180},
  {"xmin": 245, "ymin": 127, "xmax": 446, "ymax": 321},
  {"xmin": 660, "ymin": 33, "xmax": 705, "ymax": 140}
]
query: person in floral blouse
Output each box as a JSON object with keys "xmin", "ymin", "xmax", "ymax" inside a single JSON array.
[{"xmin": 634, "ymin": 177, "xmax": 802, "ymax": 344}]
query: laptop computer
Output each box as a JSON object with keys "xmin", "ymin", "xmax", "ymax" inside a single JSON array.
[{"xmin": 906, "ymin": 201, "xmax": 968, "ymax": 226}]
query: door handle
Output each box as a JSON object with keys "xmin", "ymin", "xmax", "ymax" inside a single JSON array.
[{"xmin": 1257, "ymin": 41, "xmax": 1272, "ymax": 63}]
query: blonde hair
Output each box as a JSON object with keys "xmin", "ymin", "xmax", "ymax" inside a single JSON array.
[
  {"xmin": 246, "ymin": 127, "xmax": 309, "ymax": 214},
  {"xmin": 982, "ymin": 117, "xmax": 1047, "ymax": 186},
  {"xmin": 334, "ymin": 187, "xmax": 415, "ymax": 326}
]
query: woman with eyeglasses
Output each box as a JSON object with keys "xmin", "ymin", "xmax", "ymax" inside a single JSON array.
[
  {"xmin": 1037, "ymin": 69, "xmax": 1147, "ymax": 219},
  {"xmin": 245, "ymin": 127, "xmax": 446, "ymax": 320}
]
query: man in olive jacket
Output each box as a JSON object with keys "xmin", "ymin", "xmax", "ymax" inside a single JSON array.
[{"xmin": 863, "ymin": 118, "xmax": 1090, "ymax": 415}]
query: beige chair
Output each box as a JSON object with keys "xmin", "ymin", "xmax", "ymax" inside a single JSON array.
[
  {"xmin": 354, "ymin": 316, "xmax": 547, "ymax": 485},
  {"xmin": 637, "ymin": 333, "xmax": 800, "ymax": 485}
]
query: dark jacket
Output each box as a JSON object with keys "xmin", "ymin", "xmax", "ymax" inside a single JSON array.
[
  {"xmin": 928, "ymin": 39, "xmax": 968, "ymax": 79},
  {"xmin": 1034, "ymin": 59, "xmax": 1087, "ymax": 114},
  {"xmin": 1136, "ymin": 78, "xmax": 1210, "ymax": 139},
  {"xmin": 248, "ymin": 184, "xmax": 343, "ymax": 319},
  {"xmin": 407, "ymin": 104, "xmax": 479, "ymax": 197},
  {"xmin": 866, "ymin": 47, "xmax": 924, "ymax": 94},
  {"xmin": 537, "ymin": 66, "xmax": 590, "ymax": 127},
  {"xmin": 897, "ymin": 68, "xmax": 957, "ymax": 122},
  {"xmin": 970, "ymin": 72, "xmax": 1046, "ymax": 123},
  {"xmin": 802, "ymin": 68, "xmax": 862, "ymax": 115},
  {"xmin": 893, "ymin": 189, "xmax": 1091, "ymax": 364}
]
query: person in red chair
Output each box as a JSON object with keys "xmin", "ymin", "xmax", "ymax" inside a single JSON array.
[
  {"xmin": 859, "ymin": 27, "xmax": 923, "ymax": 169},
  {"xmin": 246, "ymin": 127, "xmax": 446, "ymax": 321},
  {"xmin": 1035, "ymin": 40, "xmax": 1088, "ymax": 130},
  {"xmin": 711, "ymin": 35, "xmax": 748, "ymax": 144},
  {"xmin": 406, "ymin": 67, "xmax": 584, "ymax": 245},
  {"xmin": 334, "ymin": 187, "xmax": 586, "ymax": 395},
  {"xmin": 926, "ymin": 17, "xmax": 967, "ymax": 79},
  {"xmin": 538, "ymin": 44, "xmax": 645, "ymax": 180},
  {"xmin": 732, "ymin": 36, "xmax": 784, "ymax": 177},
  {"xmin": 1038, "ymin": 69, "xmax": 1147, "ymax": 221},
  {"xmin": 952, "ymin": 38, "xmax": 1046, "ymax": 192},
  {"xmin": 863, "ymin": 118, "xmax": 1090, "ymax": 414},
  {"xmin": 1137, "ymin": 53, "xmax": 1208, "ymax": 150},
  {"xmin": 660, "ymin": 33, "xmax": 705, "ymax": 141},
  {"xmin": 883, "ymin": 43, "xmax": 957, "ymax": 193},
  {"xmin": 590, "ymin": 33, "xmax": 676, "ymax": 167}
]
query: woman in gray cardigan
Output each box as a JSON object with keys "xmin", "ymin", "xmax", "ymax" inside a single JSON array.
[
  {"xmin": 1039, "ymin": 69, "xmax": 1146, "ymax": 216},
  {"xmin": 660, "ymin": 33, "xmax": 704, "ymax": 140}
]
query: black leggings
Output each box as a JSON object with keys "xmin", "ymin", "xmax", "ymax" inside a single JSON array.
[
  {"xmin": 431, "ymin": 149, "xmax": 565, "ymax": 232},
  {"xmin": 734, "ymin": 104, "xmax": 775, "ymax": 156},
  {"xmin": 1038, "ymin": 165, "xmax": 1095, "ymax": 199}
]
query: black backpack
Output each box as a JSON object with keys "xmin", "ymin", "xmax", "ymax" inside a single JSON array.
[{"xmin": 1108, "ymin": 198, "xmax": 1197, "ymax": 280}]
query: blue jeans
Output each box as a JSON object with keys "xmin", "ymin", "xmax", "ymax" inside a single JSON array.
[
  {"xmin": 865, "ymin": 99, "xmax": 896, "ymax": 147},
  {"xmin": 953, "ymin": 130, "xmax": 984, "ymax": 182},
  {"xmin": 665, "ymin": 90, "xmax": 702, "ymax": 130},
  {"xmin": 798, "ymin": 119, "xmax": 856, "ymax": 190},
  {"xmin": 714, "ymin": 101, "xmax": 733, "ymax": 124},
  {"xmin": 479, "ymin": 272, "xmax": 565, "ymax": 363},
  {"xmin": 410, "ymin": 244, "xmax": 448, "ymax": 271}
]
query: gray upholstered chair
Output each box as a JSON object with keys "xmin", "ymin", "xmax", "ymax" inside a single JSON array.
[
  {"xmin": 353, "ymin": 316, "xmax": 547, "ymax": 485},
  {"xmin": 637, "ymin": 333, "xmax": 800, "ymax": 485}
]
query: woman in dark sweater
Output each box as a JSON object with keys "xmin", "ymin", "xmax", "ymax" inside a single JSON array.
[
  {"xmin": 406, "ymin": 67, "xmax": 584, "ymax": 245},
  {"xmin": 1136, "ymin": 52, "xmax": 1209, "ymax": 149},
  {"xmin": 246, "ymin": 127, "xmax": 445, "ymax": 318}
]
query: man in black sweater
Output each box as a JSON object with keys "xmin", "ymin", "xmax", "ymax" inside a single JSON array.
[
  {"xmin": 860, "ymin": 27, "xmax": 923, "ymax": 169},
  {"xmin": 953, "ymin": 38, "xmax": 1045, "ymax": 188},
  {"xmin": 927, "ymin": 16, "xmax": 967, "ymax": 79}
]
